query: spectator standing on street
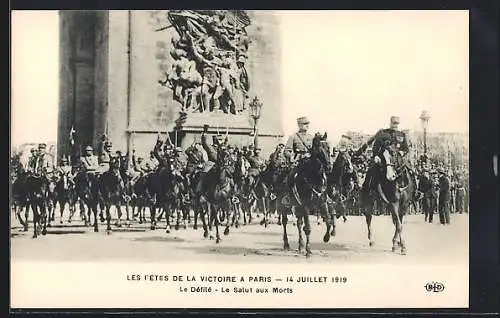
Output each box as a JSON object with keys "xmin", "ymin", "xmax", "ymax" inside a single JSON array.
[{"xmin": 438, "ymin": 167, "xmax": 451, "ymax": 225}]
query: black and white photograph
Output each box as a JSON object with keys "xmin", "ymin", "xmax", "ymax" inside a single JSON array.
[{"xmin": 11, "ymin": 10, "xmax": 469, "ymax": 308}]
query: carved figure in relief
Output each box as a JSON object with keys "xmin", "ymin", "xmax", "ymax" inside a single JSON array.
[{"xmin": 157, "ymin": 10, "xmax": 252, "ymax": 115}]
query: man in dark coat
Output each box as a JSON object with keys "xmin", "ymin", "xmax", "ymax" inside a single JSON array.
[
  {"xmin": 418, "ymin": 169, "xmax": 434, "ymax": 223},
  {"xmin": 438, "ymin": 167, "xmax": 451, "ymax": 225}
]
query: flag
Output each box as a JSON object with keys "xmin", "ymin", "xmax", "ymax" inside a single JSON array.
[{"xmin": 69, "ymin": 126, "xmax": 76, "ymax": 146}]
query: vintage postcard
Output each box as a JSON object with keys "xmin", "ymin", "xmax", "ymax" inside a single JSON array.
[{"xmin": 10, "ymin": 10, "xmax": 469, "ymax": 309}]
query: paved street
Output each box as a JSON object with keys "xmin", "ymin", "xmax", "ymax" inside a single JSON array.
[{"xmin": 10, "ymin": 210, "xmax": 468, "ymax": 264}]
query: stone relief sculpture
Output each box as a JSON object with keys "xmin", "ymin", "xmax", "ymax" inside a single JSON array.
[{"xmin": 157, "ymin": 10, "xmax": 252, "ymax": 115}]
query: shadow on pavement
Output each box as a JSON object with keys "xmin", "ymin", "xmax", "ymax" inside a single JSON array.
[
  {"xmin": 46, "ymin": 230, "xmax": 87, "ymax": 235},
  {"xmin": 133, "ymin": 236, "xmax": 188, "ymax": 243},
  {"xmin": 111, "ymin": 227, "xmax": 148, "ymax": 233},
  {"xmin": 256, "ymin": 240, "xmax": 351, "ymax": 252},
  {"xmin": 236, "ymin": 230, "xmax": 283, "ymax": 237},
  {"xmin": 47, "ymin": 224, "xmax": 88, "ymax": 228},
  {"xmin": 174, "ymin": 243, "xmax": 313, "ymax": 259}
]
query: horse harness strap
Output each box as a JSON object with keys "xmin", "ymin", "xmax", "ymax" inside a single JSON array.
[{"xmin": 295, "ymin": 133, "xmax": 311, "ymax": 153}]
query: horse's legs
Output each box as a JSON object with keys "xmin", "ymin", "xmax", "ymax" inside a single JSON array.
[
  {"xmin": 40, "ymin": 200, "xmax": 48, "ymax": 236},
  {"xmin": 296, "ymin": 212, "xmax": 304, "ymax": 253},
  {"xmin": 329, "ymin": 202, "xmax": 337, "ymax": 237},
  {"xmin": 31, "ymin": 202, "xmax": 38, "ymax": 238},
  {"xmin": 259, "ymin": 197, "xmax": 268, "ymax": 227},
  {"xmin": 215, "ymin": 207, "xmax": 221, "ymax": 244},
  {"xmin": 165, "ymin": 204, "xmax": 171, "ymax": 234},
  {"xmin": 193, "ymin": 203, "xmax": 199, "ymax": 230},
  {"xmin": 115, "ymin": 203, "xmax": 123, "ymax": 227},
  {"xmin": 200, "ymin": 203, "xmax": 209, "ymax": 238},
  {"xmin": 150, "ymin": 204, "xmax": 157, "ymax": 230},
  {"xmin": 58, "ymin": 199, "xmax": 65, "ymax": 224},
  {"xmin": 321, "ymin": 202, "xmax": 332, "ymax": 243},
  {"xmin": 364, "ymin": 208, "xmax": 375, "ymax": 247},
  {"xmin": 91, "ymin": 202, "xmax": 99, "ymax": 232},
  {"xmin": 302, "ymin": 206, "xmax": 312, "ymax": 258},
  {"xmin": 282, "ymin": 207, "xmax": 290, "ymax": 250},
  {"xmin": 223, "ymin": 201, "xmax": 231, "ymax": 236},
  {"xmin": 398, "ymin": 202, "xmax": 407, "ymax": 254},
  {"xmin": 207, "ymin": 203, "xmax": 215, "ymax": 240}
]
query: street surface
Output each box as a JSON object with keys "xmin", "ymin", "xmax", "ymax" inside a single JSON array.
[{"xmin": 11, "ymin": 210, "xmax": 468, "ymax": 264}]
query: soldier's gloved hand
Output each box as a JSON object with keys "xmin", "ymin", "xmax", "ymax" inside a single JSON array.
[{"xmin": 374, "ymin": 156, "xmax": 382, "ymax": 165}]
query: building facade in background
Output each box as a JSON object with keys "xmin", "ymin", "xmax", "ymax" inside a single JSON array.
[{"xmin": 58, "ymin": 10, "xmax": 283, "ymax": 163}]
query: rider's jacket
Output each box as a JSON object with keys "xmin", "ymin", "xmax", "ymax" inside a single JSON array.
[
  {"xmin": 363, "ymin": 128, "xmax": 409, "ymax": 158},
  {"xmin": 57, "ymin": 165, "xmax": 72, "ymax": 176},
  {"xmin": 28, "ymin": 153, "xmax": 54, "ymax": 176},
  {"xmin": 80, "ymin": 155, "xmax": 100, "ymax": 173}
]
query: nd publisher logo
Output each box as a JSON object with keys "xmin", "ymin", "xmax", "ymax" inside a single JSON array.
[{"xmin": 425, "ymin": 282, "xmax": 445, "ymax": 293}]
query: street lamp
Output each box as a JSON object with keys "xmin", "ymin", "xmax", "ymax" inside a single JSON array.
[
  {"xmin": 249, "ymin": 96, "xmax": 263, "ymax": 149},
  {"xmin": 419, "ymin": 110, "xmax": 431, "ymax": 161}
]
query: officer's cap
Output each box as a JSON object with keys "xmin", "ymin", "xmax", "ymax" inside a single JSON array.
[
  {"xmin": 390, "ymin": 116, "xmax": 400, "ymax": 125},
  {"xmin": 297, "ymin": 117, "xmax": 309, "ymax": 125},
  {"xmin": 175, "ymin": 147, "xmax": 183, "ymax": 152},
  {"xmin": 237, "ymin": 56, "xmax": 246, "ymax": 63},
  {"xmin": 85, "ymin": 145, "xmax": 93, "ymax": 151},
  {"xmin": 38, "ymin": 143, "xmax": 47, "ymax": 149}
]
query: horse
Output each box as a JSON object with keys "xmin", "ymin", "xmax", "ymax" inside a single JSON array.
[
  {"xmin": 283, "ymin": 132, "xmax": 333, "ymax": 257},
  {"xmin": 131, "ymin": 171, "xmax": 157, "ymax": 224},
  {"xmin": 200, "ymin": 148, "xmax": 237, "ymax": 243},
  {"xmin": 151, "ymin": 156, "xmax": 186, "ymax": 233},
  {"xmin": 359, "ymin": 148, "xmax": 417, "ymax": 255},
  {"xmin": 25, "ymin": 173, "xmax": 51, "ymax": 238},
  {"xmin": 327, "ymin": 150, "xmax": 356, "ymax": 228},
  {"xmin": 233, "ymin": 151, "xmax": 255, "ymax": 225},
  {"xmin": 74, "ymin": 169, "xmax": 101, "ymax": 232},
  {"xmin": 10, "ymin": 160, "xmax": 30, "ymax": 231},
  {"xmin": 53, "ymin": 170, "xmax": 77, "ymax": 223},
  {"xmin": 99, "ymin": 156, "xmax": 128, "ymax": 233}
]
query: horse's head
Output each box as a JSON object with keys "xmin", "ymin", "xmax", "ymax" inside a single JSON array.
[{"xmin": 312, "ymin": 132, "xmax": 331, "ymax": 170}]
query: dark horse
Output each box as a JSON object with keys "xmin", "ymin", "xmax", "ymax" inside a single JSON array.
[
  {"xmin": 283, "ymin": 132, "xmax": 333, "ymax": 257},
  {"xmin": 99, "ymin": 156, "xmax": 127, "ymax": 233},
  {"xmin": 25, "ymin": 173, "xmax": 51, "ymax": 238},
  {"xmin": 327, "ymin": 150, "xmax": 356, "ymax": 229},
  {"xmin": 359, "ymin": 148, "xmax": 417, "ymax": 255},
  {"xmin": 200, "ymin": 149, "xmax": 237, "ymax": 243},
  {"xmin": 151, "ymin": 156, "xmax": 185, "ymax": 233},
  {"xmin": 53, "ymin": 170, "xmax": 77, "ymax": 224},
  {"xmin": 74, "ymin": 169, "xmax": 101, "ymax": 232},
  {"xmin": 11, "ymin": 160, "xmax": 30, "ymax": 231}
]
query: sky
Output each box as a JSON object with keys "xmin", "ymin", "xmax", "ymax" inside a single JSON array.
[{"xmin": 11, "ymin": 10, "xmax": 469, "ymax": 147}]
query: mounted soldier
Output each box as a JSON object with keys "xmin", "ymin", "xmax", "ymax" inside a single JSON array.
[
  {"xmin": 97, "ymin": 140, "xmax": 115, "ymax": 174},
  {"xmin": 57, "ymin": 156, "xmax": 73, "ymax": 179},
  {"xmin": 185, "ymin": 142, "xmax": 206, "ymax": 180},
  {"xmin": 286, "ymin": 116, "xmax": 313, "ymax": 162},
  {"xmin": 79, "ymin": 145, "xmax": 100, "ymax": 175},
  {"xmin": 28, "ymin": 143, "xmax": 54, "ymax": 178},
  {"xmin": 355, "ymin": 116, "xmax": 410, "ymax": 199},
  {"xmin": 246, "ymin": 146, "xmax": 265, "ymax": 187},
  {"xmin": 97, "ymin": 134, "xmax": 109, "ymax": 163},
  {"xmin": 196, "ymin": 124, "xmax": 228, "ymax": 192},
  {"xmin": 285, "ymin": 116, "xmax": 314, "ymax": 186}
]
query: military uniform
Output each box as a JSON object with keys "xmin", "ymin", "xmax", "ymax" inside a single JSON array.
[
  {"xmin": 80, "ymin": 146, "xmax": 100, "ymax": 174},
  {"xmin": 285, "ymin": 117, "xmax": 313, "ymax": 161},
  {"xmin": 285, "ymin": 117, "xmax": 313, "ymax": 188},
  {"xmin": 356, "ymin": 116, "xmax": 410, "ymax": 198},
  {"xmin": 28, "ymin": 144, "xmax": 54, "ymax": 177}
]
